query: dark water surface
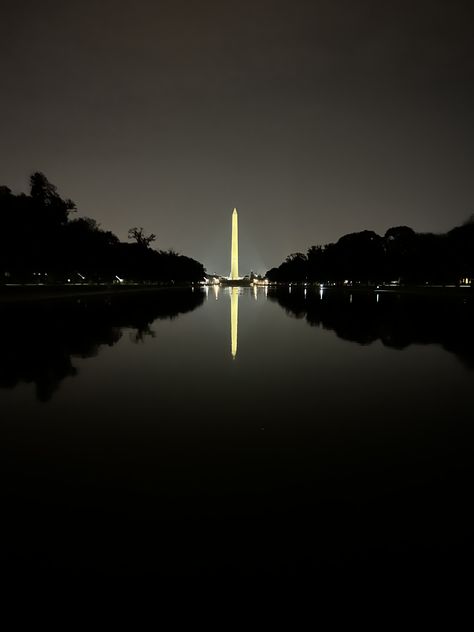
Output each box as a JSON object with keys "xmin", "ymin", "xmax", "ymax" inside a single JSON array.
[{"xmin": 1, "ymin": 286, "xmax": 473, "ymax": 586}]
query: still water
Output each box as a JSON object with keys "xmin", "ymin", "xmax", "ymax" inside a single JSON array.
[{"xmin": 1, "ymin": 286, "xmax": 473, "ymax": 585}]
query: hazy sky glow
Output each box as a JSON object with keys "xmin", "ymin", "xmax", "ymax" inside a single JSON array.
[{"xmin": 1, "ymin": 0, "xmax": 473, "ymax": 274}]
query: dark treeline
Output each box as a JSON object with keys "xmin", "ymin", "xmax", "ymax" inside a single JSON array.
[
  {"xmin": 0, "ymin": 173, "xmax": 206, "ymax": 283},
  {"xmin": 0, "ymin": 288, "xmax": 205, "ymax": 401},
  {"xmin": 268, "ymin": 287, "xmax": 474, "ymax": 369},
  {"xmin": 266, "ymin": 223, "xmax": 474, "ymax": 284}
]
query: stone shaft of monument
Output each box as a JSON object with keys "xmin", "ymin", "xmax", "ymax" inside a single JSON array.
[{"xmin": 231, "ymin": 208, "xmax": 239, "ymax": 280}]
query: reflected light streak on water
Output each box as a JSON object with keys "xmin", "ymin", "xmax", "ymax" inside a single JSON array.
[{"xmin": 231, "ymin": 287, "xmax": 238, "ymax": 359}]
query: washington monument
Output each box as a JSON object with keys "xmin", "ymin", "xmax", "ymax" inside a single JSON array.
[{"xmin": 230, "ymin": 207, "xmax": 239, "ymax": 280}]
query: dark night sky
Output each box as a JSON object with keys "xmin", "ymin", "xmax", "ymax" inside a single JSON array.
[{"xmin": 1, "ymin": 0, "xmax": 473, "ymax": 274}]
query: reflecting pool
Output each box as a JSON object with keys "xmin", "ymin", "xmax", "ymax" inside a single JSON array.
[{"xmin": 1, "ymin": 287, "xmax": 473, "ymax": 586}]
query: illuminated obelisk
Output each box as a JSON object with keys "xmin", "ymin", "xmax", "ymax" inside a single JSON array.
[{"xmin": 230, "ymin": 207, "xmax": 239, "ymax": 280}]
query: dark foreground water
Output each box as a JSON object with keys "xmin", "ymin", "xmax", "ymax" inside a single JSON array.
[{"xmin": 1, "ymin": 286, "xmax": 473, "ymax": 588}]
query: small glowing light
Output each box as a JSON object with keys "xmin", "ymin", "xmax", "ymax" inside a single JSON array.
[
  {"xmin": 115, "ymin": 275, "xmax": 124, "ymax": 283},
  {"xmin": 376, "ymin": 293, "xmax": 380, "ymax": 303},
  {"xmin": 304, "ymin": 288, "xmax": 307, "ymax": 298},
  {"xmin": 350, "ymin": 294, "xmax": 353, "ymax": 303},
  {"xmin": 319, "ymin": 287, "xmax": 324, "ymax": 300}
]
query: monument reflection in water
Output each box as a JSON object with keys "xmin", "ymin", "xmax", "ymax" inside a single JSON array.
[{"xmin": 231, "ymin": 287, "xmax": 238, "ymax": 359}]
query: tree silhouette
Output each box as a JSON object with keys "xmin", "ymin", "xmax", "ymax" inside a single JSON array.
[
  {"xmin": 267, "ymin": 224, "xmax": 474, "ymax": 285},
  {"xmin": 128, "ymin": 227, "xmax": 156, "ymax": 248},
  {"xmin": 0, "ymin": 173, "xmax": 206, "ymax": 283},
  {"xmin": 29, "ymin": 172, "xmax": 76, "ymax": 226}
]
